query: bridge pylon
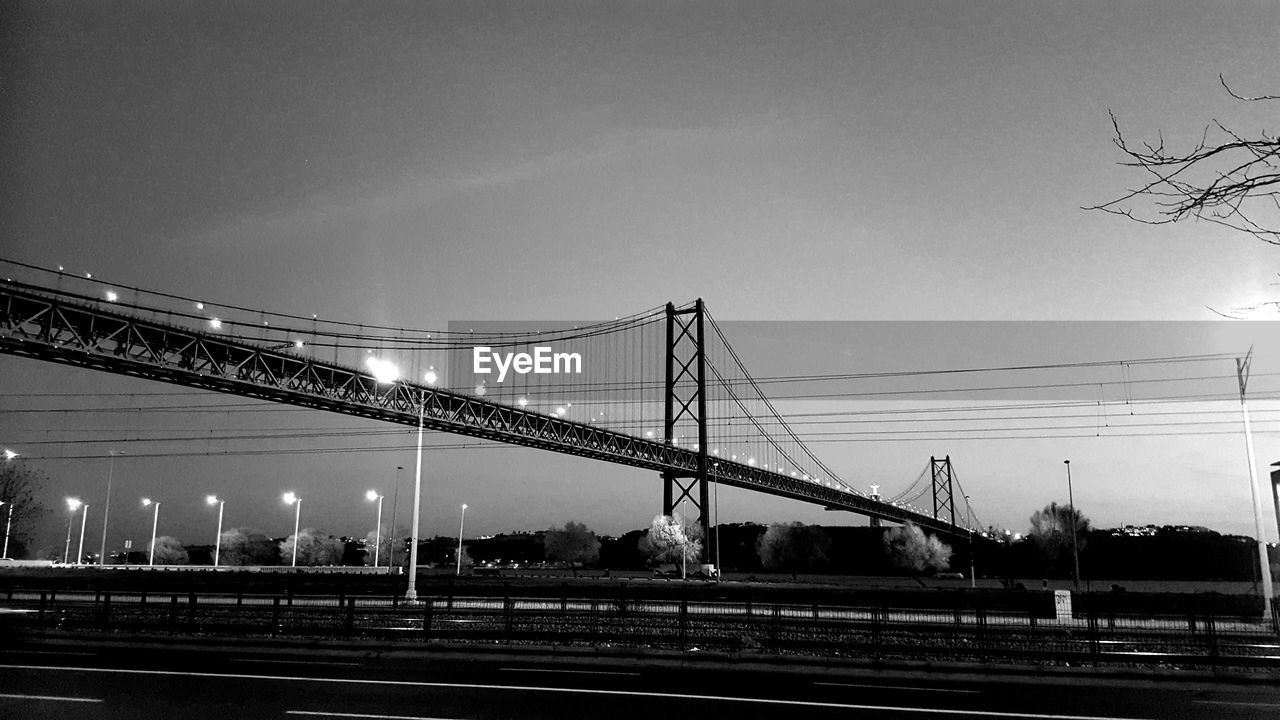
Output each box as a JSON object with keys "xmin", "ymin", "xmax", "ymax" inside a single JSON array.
[
  {"xmin": 930, "ymin": 455, "xmax": 957, "ymax": 528},
  {"xmin": 662, "ymin": 299, "xmax": 713, "ymax": 565}
]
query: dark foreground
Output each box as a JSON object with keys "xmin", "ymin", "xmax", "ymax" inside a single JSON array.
[{"xmin": 2, "ymin": 635, "xmax": 1279, "ymax": 720}]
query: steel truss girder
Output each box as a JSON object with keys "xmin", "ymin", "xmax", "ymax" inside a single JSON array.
[{"xmin": 0, "ymin": 282, "xmax": 961, "ymax": 537}]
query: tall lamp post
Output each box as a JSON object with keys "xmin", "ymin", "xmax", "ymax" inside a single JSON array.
[
  {"xmin": 76, "ymin": 502, "xmax": 90, "ymax": 566},
  {"xmin": 283, "ymin": 492, "xmax": 302, "ymax": 567},
  {"xmin": 1064, "ymin": 461, "xmax": 1081, "ymax": 592},
  {"xmin": 99, "ymin": 450, "xmax": 122, "ymax": 566},
  {"xmin": 63, "ymin": 498, "xmax": 82, "ymax": 563},
  {"xmin": 1, "ymin": 500, "xmax": 13, "ymax": 560},
  {"xmin": 965, "ymin": 494, "xmax": 976, "ymax": 589},
  {"xmin": 366, "ymin": 490, "xmax": 384, "ymax": 568},
  {"xmin": 206, "ymin": 495, "xmax": 225, "ymax": 567},
  {"xmin": 405, "ymin": 368, "xmax": 437, "ymax": 602},
  {"xmin": 455, "ymin": 503, "xmax": 468, "ymax": 575},
  {"xmin": 142, "ymin": 498, "xmax": 160, "ymax": 566}
]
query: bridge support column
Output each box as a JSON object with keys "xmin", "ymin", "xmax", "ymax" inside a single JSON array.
[
  {"xmin": 931, "ymin": 455, "xmax": 957, "ymax": 527},
  {"xmin": 662, "ymin": 300, "xmax": 713, "ymax": 566}
]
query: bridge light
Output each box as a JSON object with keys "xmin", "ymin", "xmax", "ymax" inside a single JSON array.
[
  {"xmin": 209, "ymin": 318, "xmax": 222, "ymax": 330},
  {"xmin": 85, "ymin": 273, "xmax": 92, "ymax": 279},
  {"xmin": 196, "ymin": 302, "xmax": 205, "ymax": 310},
  {"xmin": 424, "ymin": 370, "xmax": 438, "ymax": 385},
  {"xmin": 105, "ymin": 290, "xmax": 118, "ymax": 302},
  {"xmin": 294, "ymin": 340, "xmax": 304, "ymax": 349},
  {"xmin": 555, "ymin": 406, "xmax": 566, "ymax": 416},
  {"xmin": 517, "ymin": 396, "xmax": 528, "ymax": 407},
  {"xmin": 365, "ymin": 357, "xmax": 400, "ymax": 384},
  {"xmin": 645, "ymin": 430, "xmax": 654, "ymax": 438},
  {"xmin": 2, "ymin": 449, "xmax": 17, "ymax": 461},
  {"xmin": 747, "ymin": 457, "xmax": 756, "ymax": 466}
]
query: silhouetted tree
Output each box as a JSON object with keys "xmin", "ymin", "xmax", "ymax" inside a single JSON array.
[
  {"xmin": 1029, "ymin": 502, "xmax": 1090, "ymax": 569},
  {"xmin": 149, "ymin": 536, "xmax": 188, "ymax": 565},
  {"xmin": 756, "ymin": 522, "xmax": 831, "ymax": 571},
  {"xmin": 883, "ymin": 522, "xmax": 952, "ymax": 574},
  {"xmin": 640, "ymin": 514, "xmax": 702, "ymax": 566},
  {"xmin": 0, "ymin": 459, "xmax": 49, "ymax": 559},
  {"xmin": 544, "ymin": 521, "xmax": 602, "ymax": 566},
  {"xmin": 219, "ymin": 528, "xmax": 280, "ymax": 566},
  {"xmin": 280, "ymin": 528, "xmax": 344, "ymax": 566}
]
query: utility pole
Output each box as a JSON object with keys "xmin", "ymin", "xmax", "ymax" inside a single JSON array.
[{"xmin": 1238, "ymin": 350, "xmax": 1274, "ymax": 609}]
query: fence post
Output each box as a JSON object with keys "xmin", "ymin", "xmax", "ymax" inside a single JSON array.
[
  {"xmin": 422, "ymin": 597, "xmax": 433, "ymax": 641},
  {"xmin": 187, "ymin": 591, "xmax": 197, "ymax": 630},
  {"xmin": 561, "ymin": 583, "xmax": 568, "ymax": 615},
  {"xmin": 168, "ymin": 595, "xmax": 179, "ymax": 634},
  {"xmin": 770, "ymin": 604, "xmax": 781, "ymax": 653},
  {"xmin": 679, "ymin": 595, "xmax": 689, "ymax": 651},
  {"xmin": 871, "ymin": 605, "xmax": 883, "ymax": 660},
  {"xmin": 504, "ymin": 584, "xmax": 514, "ymax": 643},
  {"xmin": 975, "ymin": 607, "xmax": 988, "ymax": 661},
  {"xmin": 344, "ymin": 597, "xmax": 355, "ymax": 637},
  {"xmin": 38, "ymin": 591, "xmax": 47, "ymax": 625},
  {"xmin": 1086, "ymin": 607, "xmax": 1100, "ymax": 664},
  {"xmin": 1205, "ymin": 612, "xmax": 1219, "ymax": 664},
  {"xmin": 271, "ymin": 597, "xmax": 281, "ymax": 636},
  {"xmin": 100, "ymin": 591, "xmax": 111, "ymax": 630}
]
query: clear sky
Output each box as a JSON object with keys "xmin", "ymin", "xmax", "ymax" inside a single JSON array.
[{"xmin": 2, "ymin": 2, "xmax": 1279, "ymax": 555}]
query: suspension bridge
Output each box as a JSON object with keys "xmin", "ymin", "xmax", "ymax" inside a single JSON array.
[{"xmin": 0, "ymin": 261, "xmax": 975, "ymax": 563}]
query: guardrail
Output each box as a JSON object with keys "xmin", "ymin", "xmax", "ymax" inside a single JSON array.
[{"xmin": 3, "ymin": 585, "xmax": 1277, "ymax": 670}]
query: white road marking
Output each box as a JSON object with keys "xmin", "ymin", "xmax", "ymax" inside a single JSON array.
[
  {"xmin": 233, "ymin": 658, "xmax": 363, "ymax": 667},
  {"xmin": 290, "ymin": 707, "xmax": 465, "ymax": 712},
  {"xmin": 0, "ymin": 664, "xmax": 1154, "ymax": 720},
  {"xmin": 0, "ymin": 692, "xmax": 102, "ymax": 703},
  {"xmin": 815, "ymin": 681, "xmax": 982, "ymax": 695},
  {"xmin": 4, "ymin": 650, "xmax": 97, "ymax": 656},
  {"xmin": 1193, "ymin": 700, "xmax": 1280, "ymax": 709},
  {"xmin": 498, "ymin": 667, "xmax": 640, "ymax": 677}
]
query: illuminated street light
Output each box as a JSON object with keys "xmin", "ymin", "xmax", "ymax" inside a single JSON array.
[
  {"xmin": 366, "ymin": 490, "xmax": 384, "ymax": 568},
  {"xmin": 2, "ymin": 449, "xmax": 17, "ymax": 461},
  {"xmin": 283, "ymin": 492, "xmax": 302, "ymax": 567},
  {"xmin": 207, "ymin": 495, "xmax": 225, "ymax": 567},
  {"xmin": 455, "ymin": 504, "xmax": 468, "ymax": 575},
  {"xmin": 141, "ymin": 498, "xmax": 160, "ymax": 566},
  {"xmin": 62, "ymin": 498, "xmax": 82, "ymax": 563}
]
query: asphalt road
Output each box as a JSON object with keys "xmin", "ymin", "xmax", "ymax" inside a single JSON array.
[{"xmin": 1, "ymin": 637, "xmax": 1278, "ymax": 720}]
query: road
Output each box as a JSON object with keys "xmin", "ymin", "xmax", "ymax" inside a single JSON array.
[{"xmin": 1, "ymin": 637, "xmax": 1278, "ymax": 719}]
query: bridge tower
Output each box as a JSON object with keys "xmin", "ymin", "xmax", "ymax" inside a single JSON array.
[
  {"xmin": 662, "ymin": 299, "xmax": 713, "ymax": 565},
  {"xmin": 930, "ymin": 455, "xmax": 957, "ymax": 527}
]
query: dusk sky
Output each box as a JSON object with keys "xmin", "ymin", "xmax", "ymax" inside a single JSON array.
[{"xmin": 3, "ymin": 2, "xmax": 1279, "ymax": 556}]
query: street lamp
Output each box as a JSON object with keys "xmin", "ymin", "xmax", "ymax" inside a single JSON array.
[
  {"xmin": 455, "ymin": 504, "xmax": 468, "ymax": 575},
  {"xmin": 141, "ymin": 498, "xmax": 160, "ymax": 566},
  {"xmin": 1064, "ymin": 460, "xmax": 1081, "ymax": 591},
  {"xmin": 99, "ymin": 450, "xmax": 123, "ymax": 566},
  {"xmin": 63, "ymin": 498, "xmax": 82, "ymax": 563},
  {"xmin": 366, "ymin": 490, "xmax": 384, "ymax": 568},
  {"xmin": 207, "ymin": 495, "xmax": 225, "ymax": 567},
  {"xmin": 283, "ymin": 492, "xmax": 302, "ymax": 567}
]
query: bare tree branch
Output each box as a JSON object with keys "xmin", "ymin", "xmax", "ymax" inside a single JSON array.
[{"xmin": 1087, "ymin": 77, "xmax": 1280, "ymax": 244}]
